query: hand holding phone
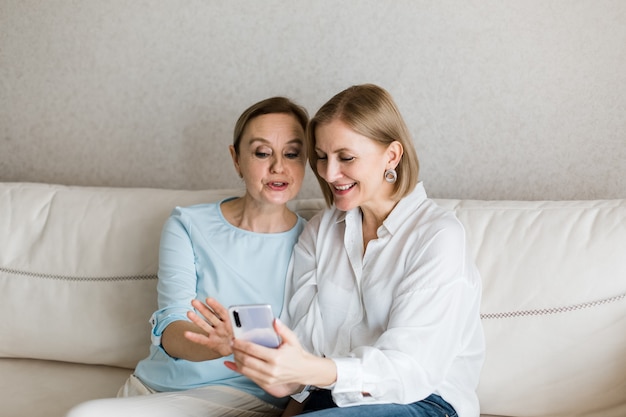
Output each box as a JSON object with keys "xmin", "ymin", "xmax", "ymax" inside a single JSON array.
[{"xmin": 228, "ymin": 304, "xmax": 281, "ymax": 348}]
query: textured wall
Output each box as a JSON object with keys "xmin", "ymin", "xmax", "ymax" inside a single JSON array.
[{"xmin": 1, "ymin": 0, "xmax": 625, "ymax": 200}]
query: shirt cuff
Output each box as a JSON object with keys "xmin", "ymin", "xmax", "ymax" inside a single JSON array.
[
  {"xmin": 291, "ymin": 385, "xmax": 312, "ymax": 403},
  {"xmin": 330, "ymin": 357, "xmax": 365, "ymax": 403},
  {"xmin": 149, "ymin": 312, "xmax": 163, "ymax": 346},
  {"xmin": 149, "ymin": 310, "xmax": 188, "ymax": 346}
]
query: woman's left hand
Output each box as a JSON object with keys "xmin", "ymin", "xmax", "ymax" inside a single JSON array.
[{"xmin": 185, "ymin": 297, "xmax": 234, "ymax": 357}]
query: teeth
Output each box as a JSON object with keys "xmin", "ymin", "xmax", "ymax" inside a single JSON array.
[
  {"xmin": 272, "ymin": 182, "xmax": 286, "ymax": 186},
  {"xmin": 334, "ymin": 183, "xmax": 353, "ymax": 191}
]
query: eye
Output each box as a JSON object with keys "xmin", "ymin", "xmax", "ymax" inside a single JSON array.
[
  {"xmin": 284, "ymin": 147, "xmax": 302, "ymax": 159},
  {"xmin": 340, "ymin": 155, "xmax": 355, "ymax": 162},
  {"xmin": 316, "ymin": 153, "xmax": 327, "ymax": 161},
  {"xmin": 254, "ymin": 147, "xmax": 272, "ymax": 158},
  {"xmin": 285, "ymin": 152, "xmax": 301, "ymax": 159}
]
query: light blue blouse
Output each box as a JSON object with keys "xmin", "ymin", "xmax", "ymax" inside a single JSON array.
[{"xmin": 134, "ymin": 197, "xmax": 306, "ymax": 407}]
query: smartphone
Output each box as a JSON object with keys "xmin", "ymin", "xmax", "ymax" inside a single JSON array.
[{"xmin": 228, "ymin": 304, "xmax": 281, "ymax": 348}]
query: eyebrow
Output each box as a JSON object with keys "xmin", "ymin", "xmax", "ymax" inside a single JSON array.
[
  {"xmin": 315, "ymin": 146, "xmax": 351, "ymax": 153},
  {"xmin": 249, "ymin": 138, "xmax": 304, "ymax": 146}
]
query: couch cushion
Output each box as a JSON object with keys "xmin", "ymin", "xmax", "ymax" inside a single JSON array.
[
  {"xmin": 437, "ymin": 199, "xmax": 626, "ymax": 417},
  {"xmin": 0, "ymin": 358, "xmax": 131, "ymax": 417}
]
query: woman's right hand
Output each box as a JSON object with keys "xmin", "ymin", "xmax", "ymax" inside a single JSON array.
[
  {"xmin": 184, "ymin": 297, "xmax": 234, "ymax": 357},
  {"xmin": 225, "ymin": 318, "xmax": 337, "ymax": 397}
]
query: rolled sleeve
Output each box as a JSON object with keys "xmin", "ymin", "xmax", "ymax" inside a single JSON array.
[{"xmin": 149, "ymin": 306, "xmax": 191, "ymax": 347}]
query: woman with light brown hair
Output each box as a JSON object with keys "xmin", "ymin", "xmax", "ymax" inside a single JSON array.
[{"xmin": 67, "ymin": 96, "xmax": 309, "ymax": 417}]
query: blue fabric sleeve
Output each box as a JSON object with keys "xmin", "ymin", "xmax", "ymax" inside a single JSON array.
[{"xmin": 150, "ymin": 208, "xmax": 199, "ymax": 346}]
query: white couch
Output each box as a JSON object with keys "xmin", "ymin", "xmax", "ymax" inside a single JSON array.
[{"xmin": 1, "ymin": 182, "xmax": 625, "ymax": 417}]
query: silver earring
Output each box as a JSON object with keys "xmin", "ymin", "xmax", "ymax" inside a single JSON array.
[{"xmin": 384, "ymin": 168, "xmax": 397, "ymax": 184}]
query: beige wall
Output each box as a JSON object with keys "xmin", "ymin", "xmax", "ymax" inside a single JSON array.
[{"xmin": 1, "ymin": 0, "xmax": 625, "ymax": 200}]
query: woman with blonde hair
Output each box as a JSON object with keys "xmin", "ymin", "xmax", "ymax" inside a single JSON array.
[{"xmin": 210, "ymin": 84, "xmax": 485, "ymax": 417}]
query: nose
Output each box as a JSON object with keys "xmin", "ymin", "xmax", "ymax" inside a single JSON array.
[
  {"xmin": 319, "ymin": 159, "xmax": 341, "ymax": 182},
  {"xmin": 270, "ymin": 155, "xmax": 284, "ymax": 174}
]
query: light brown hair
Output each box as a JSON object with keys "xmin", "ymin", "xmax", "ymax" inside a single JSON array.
[{"xmin": 233, "ymin": 97, "xmax": 309, "ymax": 153}]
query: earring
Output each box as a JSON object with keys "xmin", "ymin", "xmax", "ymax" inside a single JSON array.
[{"xmin": 384, "ymin": 168, "xmax": 397, "ymax": 184}]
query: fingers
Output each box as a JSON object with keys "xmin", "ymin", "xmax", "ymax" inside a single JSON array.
[
  {"xmin": 224, "ymin": 360, "xmax": 239, "ymax": 373},
  {"xmin": 231, "ymin": 339, "xmax": 269, "ymax": 369},
  {"xmin": 230, "ymin": 347, "xmax": 276, "ymax": 385},
  {"xmin": 273, "ymin": 319, "xmax": 300, "ymax": 347},
  {"xmin": 228, "ymin": 343, "xmax": 301, "ymax": 399},
  {"xmin": 190, "ymin": 298, "xmax": 233, "ymax": 337},
  {"xmin": 186, "ymin": 298, "xmax": 234, "ymax": 357},
  {"xmin": 204, "ymin": 298, "xmax": 230, "ymax": 325},
  {"xmin": 187, "ymin": 310, "xmax": 212, "ymax": 334},
  {"xmin": 231, "ymin": 338, "xmax": 263, "ymax": 359},
  {"xmin": 190, "ymin": 298, "xmax": 221, "ymax": 327},
  {"xmin": 230, "ymin": 339, "xmax": 286, "ymax": 381},
  {"xmin": 184, "ymin": 329, "xmax": 212, "ymax": 346}
]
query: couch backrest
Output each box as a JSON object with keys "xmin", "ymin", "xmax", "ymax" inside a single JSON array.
[
  {"xmin": 436, "ymin": 198, "xmax": 626, "ymax": 417},
  {"xmin": 0, "ymin": 183, "xmax": 239, "ymax": 368},
  {"xmin": 1, "ymin": 182, "xmax": 625, "ymax": 417}
]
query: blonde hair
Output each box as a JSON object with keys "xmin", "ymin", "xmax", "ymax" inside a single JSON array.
[{"xmin": 307, "ymin": 84, "xmax": 419, "ymax": 206}]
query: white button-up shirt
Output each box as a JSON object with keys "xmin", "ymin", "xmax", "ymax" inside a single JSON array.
[{"xmin": 284, "ymin": 183, "xmax": 485, "ymax": 417}]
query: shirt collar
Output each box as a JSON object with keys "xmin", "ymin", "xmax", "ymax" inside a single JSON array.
[
  {"xmin": 333, "ymin": 182, "xmax": 428, "ymax": 234},
  {"xmin": 382, "ymin": 182, "xmax": 427, "ymax": 235}
]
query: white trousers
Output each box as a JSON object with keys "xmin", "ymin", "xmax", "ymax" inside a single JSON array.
[{"xmin": 66, "ymin": 374, "xmax": 283, "ymax": 417}]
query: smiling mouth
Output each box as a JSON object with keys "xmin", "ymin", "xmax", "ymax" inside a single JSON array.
[
  {"xmin": 268, "ymin": 182, "xmax": 288, "ymax": 190},
  {"xmin": 333, "ymin": 183, "xmax": 356, "ymax": 192}
]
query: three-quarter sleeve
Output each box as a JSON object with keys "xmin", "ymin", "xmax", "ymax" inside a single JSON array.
[{"xmin": 149, "ymin": 209, "xmax": 198, "ymax": 347}]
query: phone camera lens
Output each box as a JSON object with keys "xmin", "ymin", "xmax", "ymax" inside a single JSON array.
[{"xmin": 233, "ymin": 311, "xmax": 242, "ymax": 328}]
